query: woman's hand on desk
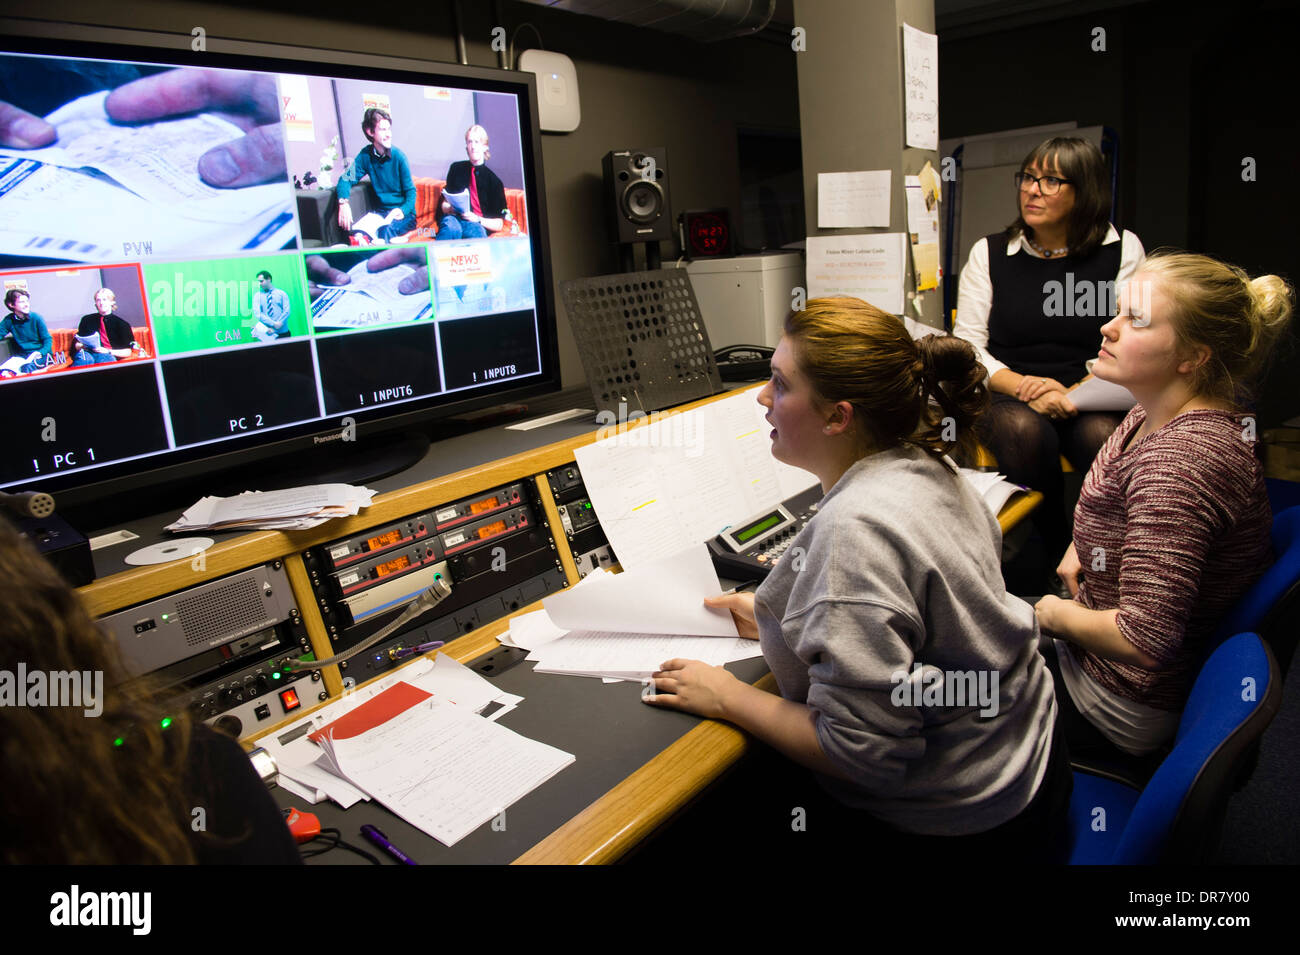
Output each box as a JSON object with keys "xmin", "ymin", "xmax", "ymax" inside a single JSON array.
[
  {"xmin": 643, "ymin": 658, "xmax": 744, "ymax": 720},
  {"xmin": 646, "ymin": 658, "xmax": 847, "ymax": 779},
  {"xmin": 704, "ymin": 592, "xmax": 758, "ymax": 639}
]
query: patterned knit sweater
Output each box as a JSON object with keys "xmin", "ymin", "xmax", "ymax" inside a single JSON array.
[{"xmin": 1071, "ymin": 406, "xmax": 1271, "ymax": 710}]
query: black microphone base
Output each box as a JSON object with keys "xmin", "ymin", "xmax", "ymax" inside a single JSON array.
[{"xmin": 8, "ymin": 512, "xmax": 94, "ymax": 587}]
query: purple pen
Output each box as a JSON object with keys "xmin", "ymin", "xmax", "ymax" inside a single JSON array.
[
  {"xmin": 361, "ymin": 824, "xmax": 418, "ymax": 865},
  {"xmin": 388, "ymin": 640, "xmax": 446, "ymax": 661}
]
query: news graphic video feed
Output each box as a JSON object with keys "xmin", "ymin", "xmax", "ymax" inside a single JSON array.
[{"xmin": 0, "ymin": 46, "xmax": 548, "ymax": 491}]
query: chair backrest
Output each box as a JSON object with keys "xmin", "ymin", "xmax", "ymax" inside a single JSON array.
[
  {"xmin": 1112, "ymin": 633, "xmax": 1280, "ymax": 863},
  {"xmin": 1211, "ymin": 505, "xmax": 1300, "ymax": 673}
]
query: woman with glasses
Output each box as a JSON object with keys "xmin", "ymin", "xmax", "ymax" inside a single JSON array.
[{"xmin": 954, "ymin": 137, "xmax": 1145, "ymax": 575}]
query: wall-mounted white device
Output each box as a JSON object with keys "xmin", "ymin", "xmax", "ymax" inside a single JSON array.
[{"xmin": 518, "ymin": 49, "xmax": 580, "ymax": 133}]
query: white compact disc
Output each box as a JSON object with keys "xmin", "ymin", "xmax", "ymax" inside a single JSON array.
[{"xmin": 124, "ymin": 537, "xmax": 216, "ymax": 566}]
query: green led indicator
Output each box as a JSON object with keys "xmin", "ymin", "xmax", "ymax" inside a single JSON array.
[
  {"xmin": 113, "ymin": 737, "xmax": 124, "ymax": 747},
  {"xmin": 160, "ymin": 717, "xmax": 172, "ymax": 730},
  {"xmin": 272, "ymin": 671, "xmax": 282, "ymax": 680}
]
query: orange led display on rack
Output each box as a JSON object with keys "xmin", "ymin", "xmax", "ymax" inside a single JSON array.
[
  {"xmin": 374, "ymin": 555, "xmax": 412, "ymax": 578},
  {"xmin": 366, "ymin": 529, "xmax": 403, "ymax": 550}
]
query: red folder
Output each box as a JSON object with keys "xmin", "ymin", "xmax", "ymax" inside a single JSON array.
[{"xmin": 308, "ymin": 681, "xmax": 432, "ymax": 742}]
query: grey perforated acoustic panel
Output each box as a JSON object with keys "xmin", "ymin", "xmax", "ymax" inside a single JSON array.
[{"xmin": 561, "ymin": 269, "xmax": 722, "ymax": 417}]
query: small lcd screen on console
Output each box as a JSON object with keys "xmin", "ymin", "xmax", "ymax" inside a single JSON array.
[{"xmin": 735, "ymin": 513, "xmax": 783, "ymax": 544}]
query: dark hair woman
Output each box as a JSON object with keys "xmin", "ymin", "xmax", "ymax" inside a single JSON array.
[
  {"xmin": 0, "ymin": 520, "xmax": 300, "ymax": 864},
  {"xmin": 954, "ymin": 136, "xmax": 1146, "ymax": 568},
  {"xmin": 643, "ymin": 297, "xmax": 1070, "ymax": 861}
]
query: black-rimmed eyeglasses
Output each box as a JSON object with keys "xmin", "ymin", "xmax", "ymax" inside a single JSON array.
[{"xmin": 1014, "ymin": 172, "xmax": 1072, "ymax": 195}]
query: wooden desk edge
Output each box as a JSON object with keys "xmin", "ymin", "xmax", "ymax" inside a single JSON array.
[
  {"xmin": 997, "ymin": 490, "xmax": 1042, "ymax": 532},
  {"xmin": 513, "ymin": 672, "xmax": 778, "ymax": 865}
]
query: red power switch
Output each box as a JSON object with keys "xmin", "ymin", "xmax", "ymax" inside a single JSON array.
[{"xmin": 279, "ymin": 687, "xmax": 301, "ymax": 712}]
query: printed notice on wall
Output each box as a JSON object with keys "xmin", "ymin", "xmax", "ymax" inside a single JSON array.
[
  {"xmin": 903, "ymin": 23, "xmax": 938, "ymax": 151},
  {"xmin": 817, "ymin": 170, "xmax": 891, "ymax": 228},
  {"xmin": 806, "ymin": 233, "xmax": 907, "ymax": 316}
]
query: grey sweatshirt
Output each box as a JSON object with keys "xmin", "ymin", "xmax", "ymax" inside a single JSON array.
[{"xmin": 755, "ymin": 444, "xmax": 1057, "ymax": 836}]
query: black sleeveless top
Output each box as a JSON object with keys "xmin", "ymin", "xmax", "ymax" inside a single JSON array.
[{"xmin": 986, "ymin": 231, "xmax": 1123, "ymax": 386}]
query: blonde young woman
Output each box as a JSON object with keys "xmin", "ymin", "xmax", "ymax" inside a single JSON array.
[{"xmin": 1034, "ymin": 252, "xmax": 1293, "ymax": 757}]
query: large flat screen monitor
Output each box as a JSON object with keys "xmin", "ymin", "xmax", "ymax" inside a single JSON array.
[{"xmin": 0, "ymin": 20, "xmax": 561, "ymax": 513}]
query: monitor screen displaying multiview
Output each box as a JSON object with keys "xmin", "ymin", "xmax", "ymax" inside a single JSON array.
[{"xmin": 0, "ymin": 30, "xmax": 559, "ymax": 501}]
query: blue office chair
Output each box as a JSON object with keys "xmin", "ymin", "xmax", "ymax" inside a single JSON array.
[
  {"xmin": 1064, "ymin": 632, "xmax": 1281, "ymax": 864},
  {"xmin": 1210, "ymin": 504, "xmax": 1300, "ymax": 676},
  {"xmin": 1069, "ymin": 504, "xmax": 1300, "ymax": 788}
]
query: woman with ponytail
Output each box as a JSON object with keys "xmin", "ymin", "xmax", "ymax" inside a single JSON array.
[
  {"xmin": 1034, "ymin": 252, "xmax": 1293, "ymax": 758},
  {"xmin": 643, "ymin": 297, "xmax": 1068, "ymax": 859}
]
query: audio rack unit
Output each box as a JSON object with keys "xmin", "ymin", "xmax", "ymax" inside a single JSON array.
[
  {"xmin": 546, "ymin": 463, "xmax": 616, "ymax": 578},
  {"xmin": 97, "ymin": 561, "xmax": 322, "ymax": 739},
  {"xmin": 303, "ymin": 478, "xmax": 567, "ymax": 680}
]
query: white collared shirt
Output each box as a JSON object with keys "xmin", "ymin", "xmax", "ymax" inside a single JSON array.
[{"xmin": 953, "ymin": 224, "xmax": 1145, "ymax": 382}]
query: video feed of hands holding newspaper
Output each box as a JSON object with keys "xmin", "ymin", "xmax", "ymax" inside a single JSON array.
[{"xmin": 0, "ymin": 44, "xmax": 548, "ymax": 492}]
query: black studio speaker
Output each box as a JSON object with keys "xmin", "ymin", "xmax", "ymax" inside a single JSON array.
[{"xmin": 602, "ymin": 148, "xmax": 672, "ymax": 244}]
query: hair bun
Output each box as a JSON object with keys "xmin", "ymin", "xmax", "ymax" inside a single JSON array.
[
  {"xmin": 914, "ymin": 334, "xmax": 989, "ymax": 458},
  {"xmin": 1248, "ymin": 274, "xmax": 1295, "ymax": 334}
]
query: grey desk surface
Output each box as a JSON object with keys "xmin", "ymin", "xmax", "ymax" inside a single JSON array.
[{"xmin": 273, "ymin": 651, "xmax": 770, "ymax": 864}]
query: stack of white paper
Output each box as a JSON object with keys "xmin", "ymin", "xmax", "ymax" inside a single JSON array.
[
  {"xmin": 309, "ymin": 677, "xmax": 572, "ymax": 847},
  {"xmin": 166, "ymin": 483, "xmax": 377, "ymax": 532},
  {"xmin": 310, "ymin": 259, "xmax": 432, "ymax": 328},
  {"xmin": 259, "ymin": 653, "xmax": 526, "ymax": 810},
  {"xmin": 513, "ymin": 545, "xmax": 763, "ymax": 681},
  {"xmin": 529, "ymin": 629, "xmax": 761, "ymax": 680},
  {"xmin": 1067, "ymin": 373, "xmax": 1137, "ymax": 413},
  {"xmin": 572, "ymin": 386, "xmax": 818, "ymax": 571}
]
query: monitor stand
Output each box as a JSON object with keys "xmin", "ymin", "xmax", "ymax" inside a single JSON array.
[{"xmin": 236, "ymin": 431, "xmax": 432, "ymax": 493}]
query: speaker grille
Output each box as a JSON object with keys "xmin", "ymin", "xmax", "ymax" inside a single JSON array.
[
  {"xmin": 561, "ymin": 269, "xmax": 721, "ymax": 416},
  {"xmin": 177, "ymin": 577, "xmax": 267, "ymax": 647},
  {"xmin": 603, "ymin": 147, "xmax": 671, "ymax": 243},
  {"xmin": 622, "ymin": 181, "xmax": 664, "ymax": 223}
]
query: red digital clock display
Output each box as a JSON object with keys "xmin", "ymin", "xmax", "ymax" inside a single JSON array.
[{"xmin": 685, "ymin": 210, "xmax": 731, "ymax": 258}]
